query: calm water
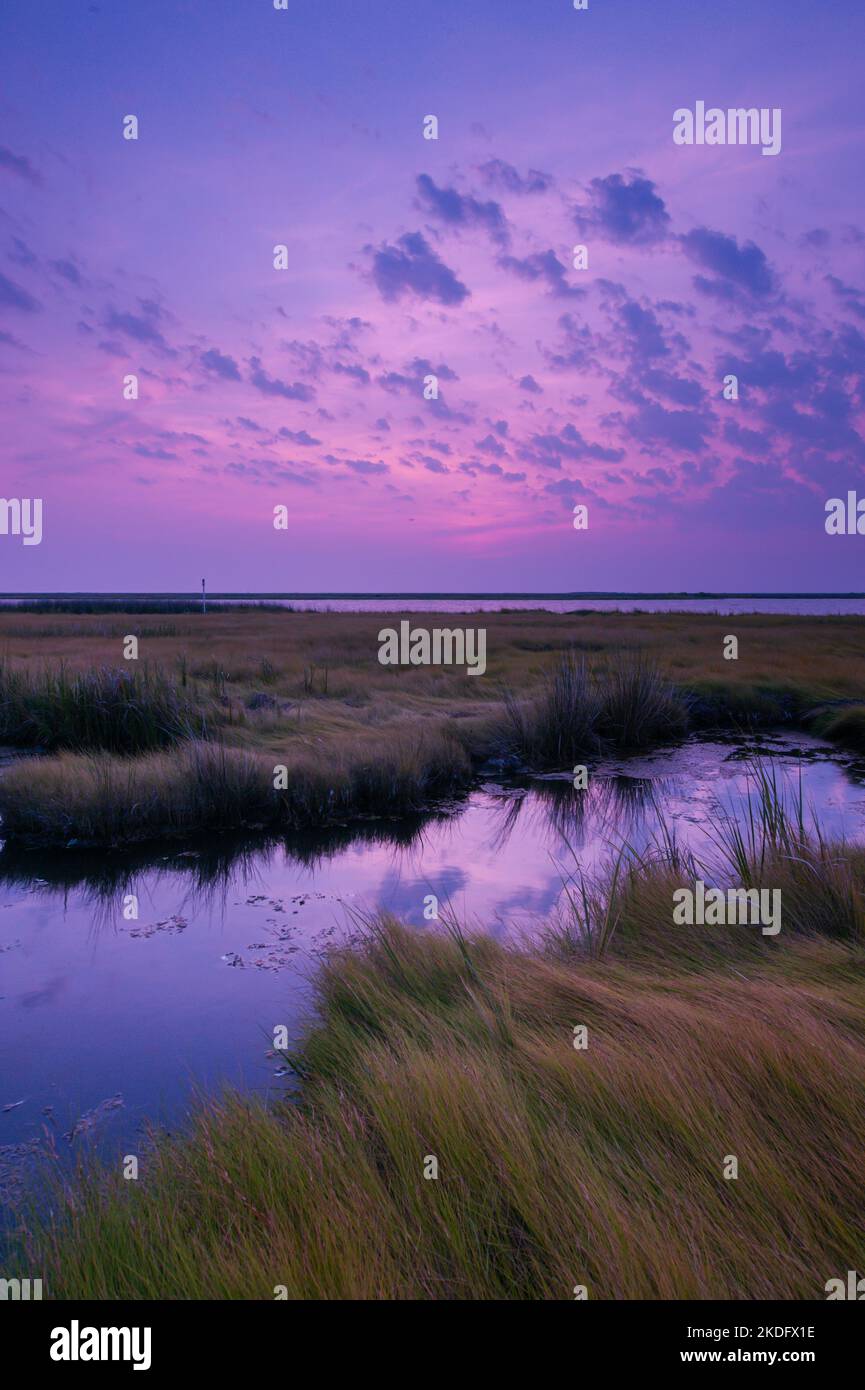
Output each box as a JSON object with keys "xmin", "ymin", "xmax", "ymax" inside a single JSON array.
[
  {"xmin": 240, "ymin": 597, "xmax": 865, "ymax": 616},
  {"xmin": 2, "ymin": 596, "xmax": 865, "ymax": 615},
  {"xmin": 2, "ymin": 731, "xmax": 865, "ymax": 1205}
]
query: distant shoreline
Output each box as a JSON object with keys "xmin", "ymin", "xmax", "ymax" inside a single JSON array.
[{"xmin": 2, "ymin": 592, "xmax": 865, "ymax": 602}]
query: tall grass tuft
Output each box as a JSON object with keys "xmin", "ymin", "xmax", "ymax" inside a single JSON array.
[
  {"xmin": 0, "ymin": 662, "xmax": 206, "ymax": 753},
  {"xmin": 17, "ymin": 910, "xmax": 865, "ymax": 1299},
  {"xmin": 596, "ymin": 653, "xmax": 688, "ymax": 748},
  {"xmin": 502, "ymin": 651, "xmax": 687, "ymax": 766},
  {"xmin": 706, "ymin": 759, "xmax": 865, "ymax": 941},
  {"xmin": 0, "ymin": 729, "xmax": 471, "ymax": 846},
  {"xmin": 502, "ymin": 652, "xmax": 602, "ymax": 763}
]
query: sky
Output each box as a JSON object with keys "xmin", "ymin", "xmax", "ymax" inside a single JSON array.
[{"xmin": 1, "ymin": 0, "xmax": 865, "ymax": 592}]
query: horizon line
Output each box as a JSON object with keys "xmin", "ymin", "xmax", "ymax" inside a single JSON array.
[{"xmin": 2, "ymin": 591, "xmax": 865, "ymax": 601}]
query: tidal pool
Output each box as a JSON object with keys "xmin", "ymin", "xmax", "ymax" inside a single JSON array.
[{"xmin": 1, "ymin": 730, "xmax": 864, "ymax": 1206}]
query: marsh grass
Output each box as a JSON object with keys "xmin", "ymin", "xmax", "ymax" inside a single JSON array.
[
  {"xmin": 1, "ymin": 610, "xmax": 864, "ymax": 845},
  {"xmin": 18, "ymin": 867, "xmax": 865, "ymax": 1298},
  {"xmin": 595, "ymin": 653, "xmax": 688, "ymax": 748},
  {"xmin": 0, "ymin": 729, "xmax": 471, "ymax": 845},
  {"xmin": 812, "ymin": 703, "xmax": 865, "ymax": 754},
  {"xmin": 0, "ymin": 662, "xmax": 206, "ymax": 753},
  {"xmin": 502, "ymin": 652, "xmax": 601, "ymax": 763},
  {"xmin": 706, "ymin": 761, "xmax": 865, "ymax": 942},
  {"xmin": 543, "ymin": 759, "xmax": 865, "ymax": 966},
  {"xmin": 502, "ymin": 652, "xmax": 687, "ymax": 765},
  {"xmin": 5, "ymin": 599, "xmax": 285, "ymax": 614}
]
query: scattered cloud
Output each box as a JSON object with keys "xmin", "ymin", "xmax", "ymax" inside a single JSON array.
[{"xmin": 368, "ymin": 231, "xmax": 470, "ymax": 305}]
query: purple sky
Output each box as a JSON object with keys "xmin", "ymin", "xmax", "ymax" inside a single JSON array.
[{"xmin": 2, "ymin": 0, "xmax": 865, "ymax": 591}]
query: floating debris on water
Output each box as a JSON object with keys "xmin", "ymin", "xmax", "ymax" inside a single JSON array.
[
  {"xmin": 64, "ymin": 1093, "xmax": 124, "ymax": 1143},
  {"xmin": 125, "ymin": 915, "xmax": 188, "ymax": 939}
]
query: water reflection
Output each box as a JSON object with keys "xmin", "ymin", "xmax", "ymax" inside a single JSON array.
[
  {"xmin": 484, "ymin": 773, "xmax": 670, "ymax": 853},
  {"xmin": 1, "ymin": 732, "xmax": 864, "ymax": 1204}
]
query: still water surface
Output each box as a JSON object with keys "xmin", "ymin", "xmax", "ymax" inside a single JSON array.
[{"xmin": 2, "ymin": 731, "xmax": 864, "ymax": 1203}]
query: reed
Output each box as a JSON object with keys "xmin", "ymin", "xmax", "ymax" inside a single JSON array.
[
  {"xmin": 18, "ymin": 879, "xmax": 865, "ymax": 1299},
  {"xmin": 0, "ymin": 662, "xmax": 206, "ymax": 753}
]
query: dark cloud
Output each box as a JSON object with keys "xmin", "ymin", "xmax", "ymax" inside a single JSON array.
[
  {"xmin": 8, "ymin": 236, "xmax": 37, "ymax": 267},
  {"xmin": 226, "ymin": 458, "xmax": 318, "ymax": 487},
  {"xmin": 280, "ymin": 339, "xmax": 324, "ymax": 378},
  {"xmin": 542, "ymin": 313, "xmax": 602, "ymax": 372},
  {"xmin": 332, "ymin": 361, "xmax": 370, "ymax": 384},
  {"xmin": 477, "ymin": 159, "xmax": 553, "ymax": 195},
  {"xmin": 825, "ymin": 274, "xmax": 865, "ymax": 322},
  {"xmin": 328, "ymin": 455, "xmax": 389, "ymax": 476},
  {"xmin": 322, "ymin": 313, "xmax": 372, "ymax": 343},
  {"xmin": 681, "ymin": 227, "xmax": 775, "ymax": 299},
  {"xmin": 525, "ymin": 423, "xmax": 625, "ymax": 467},
  {"xmin": 406, "ymin": 356, "xmax": 459, "ymax": 381},
  {"xmin": 716, "ymin": 346, "xmax": 817, "ymax": 393},
  {"xmin": 722, "ymin": 420, "xmax": 771, "ymax": 453},
  {"xmin": 249, "ymin": 356, "xmax": 316, "ymax": 401},
  {"xmin": 50, "ymin": 258, "xmax": 82, "ymax": 285},
  {"xmin": 0, "ymin": 328, "xmax": 28, "ymax": 350},
  {"xmin": 543, "ymin": 477, "xmax": 609, "ymax": 513},
  {"xmin": 0, "ymin": 272, "xmax": 41, "ymax": 312},
  {"xmin": 640, "ymin": 369, "xmax": 704, "ymax": 407},
  {"xmin": 278, "ymin": 427, "xmax": 321, "ymax": 446},
  {"xmin": 619, "ymin": 392, "xmax": 714, "ymax": 453},
  {"xmin": 498, "ymin": 249, "xmax": 587, "ymax": 299},
  {"xmin": 369, "ymin": 231, "xmax": 469, "ymax": 306},
  {"xmin": 574, "ymin": 173, "xmax": 670, "ymax": 245},
  {"xmin": 761, "ymin": 394, "xmax": 865, "ymax": 462},
  {"xmin": 414, "ymin": 438, "xmax": 451, "ymax": 455},
  {"xmin": 460, "ymin": 459, "xmax": 502, "ymax": 478},
  {"xmin": 376, "ymin": 361, "xmax": 460, "ymax": 407},
  {"xmin": 134, "ymin": 444, "xmax": 176, "ymax": 460},
  {"xmin": 475, "ymin": 433, "xmax": 508, "ymax": 457},
  {"xmin": 801, "ymin": 228, "xmax": 831, "ymax": 250},
  {"xmin": 201, "ymin": 347, "xmax": 242, "ymax": 380},
  {"xmin": 618, "ymin": 300, "xmax": 668, "ymax": 360},
  {"xmin": 378, "ymin": 371, "xmax": 423, "ymax": 396},
  {"xmin": 103, "ymin": 305, "xmax": 174, "ymax": 354},
  {"xmin": 518, "ymin": 374, "xmax": 543, "ymax": 394},
  {"xmin": 415, "ymin": 173, "xmax": 509, "ymax": 245},
  {"xmin": 0, "ymin": 146, "xmax": 42, "ymax": 185}
]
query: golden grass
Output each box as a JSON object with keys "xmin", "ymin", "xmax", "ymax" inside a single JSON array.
[
  {"xmin": 2, "ymin": 610, "xmax": 863, "ymax": 844},
  {"xmin": 0, "ymin": 731, "xmax": 470, "ymax": 845},
  {"xmin": 1, "ymin": 609, "xmax": 863, "ymax": 763},
  {"xmin": 20, "ymin": 912, "xmax": 865, "ymax": 1300}
]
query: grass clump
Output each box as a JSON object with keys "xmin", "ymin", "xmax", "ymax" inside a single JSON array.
[
  {"xmin": 18, "ymin": 890, "xmax": 865, "ymax": 1299},
  {"xmin": 502, "ymin": 652, "xmax": 601, "ymax": 763},
  {"xmin": 811, "ymin": 703, "xmax": 865, "ymax": 754},
  {"xmin": 503, "ymin": 651, "xmax": 687, "ymax": 765},
  {"xmin": 0, "ymin": 662, "xmax": 205, "ymax": 753},
  {"xmin": 0, "ymin": 730, "xmax": 471, "ymax": 846},
  {"xmin": 596, "ymin": 653, "xmax": 687, "ymax": 748}
]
